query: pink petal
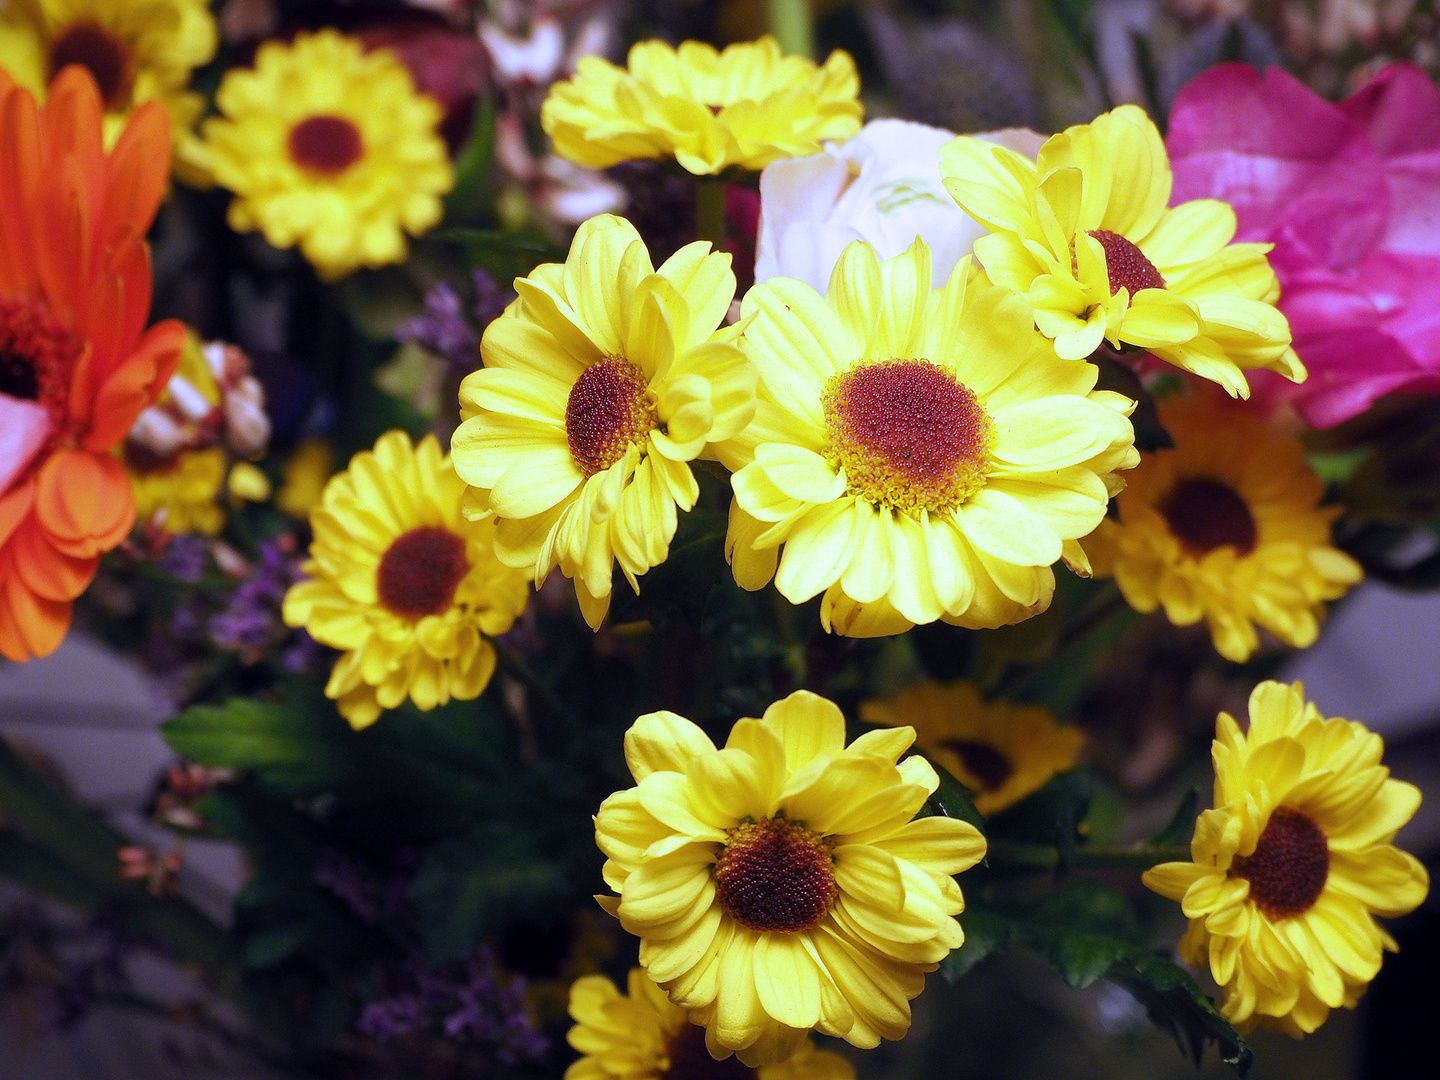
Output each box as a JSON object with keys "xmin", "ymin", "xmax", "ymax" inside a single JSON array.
[
  {"xmin": 0, "ymin": 395, "xmax": 53, "ymax": 497},
  {"xmin": 1336, "ymin": 62, "xmax": 1440, "ymax": 157},
  {"xmin": 1167, "ymin": 64, "xmax": 1386, "ymax": 271}
]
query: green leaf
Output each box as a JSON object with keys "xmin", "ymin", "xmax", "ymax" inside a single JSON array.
[
  {"xmin": 242, "ymin": 923, "xmax": 312, "ymax": 969},
  {"xmin": 611, "ymin": 506, "xmax": 730, "ymax": 626},
  {"xmin": 442, "ymin": 94, "xmax": 497, "ymax": 226},
  {"xmin": 986, "ymin": 769, "xmax": 1095, "ymax": 859},
  {"xmin": 410, "ymin": 822, "xmax": 571, "ymax": 961},
  {"xmin": 1150, "ymin": 788, "xmax": 1200, "ymax": 847},
  {"xmin": 1107, "ymin": 951, "xmax": 1253, "ymax": 1075},
  {"xmin": 918, "ymin": 756, "xmax": 986, "ymax": 834},
  {"xmin": 433, "ymin": 227, "xmax": 566, "ymax": 284},
  {"xmin": 162, "ymin": 682, "xmax": 357, "ymax": 795},
  {"xmin": 941, "ymin": 905, "xmax": 1012, "ymax": 981}
]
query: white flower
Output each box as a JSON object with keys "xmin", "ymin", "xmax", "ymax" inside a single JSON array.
[{"xmin": 754, "ymin": 119, "xmax": 1044, "ymax": 293}]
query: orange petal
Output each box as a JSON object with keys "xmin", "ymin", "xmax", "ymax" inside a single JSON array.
[
  {"xmin": 12, "ymin": 515, "xmax": 98, "ymax": 602},
  {"xmin": 0, "ymin": 567, "xmax": 72, "ymax": 661},
  {"xmin": 82, "ymin": 317, "xmax": 184, "ymax": 449},
  {"xmin": 33, "ymin": 449, "xmax": 134, "ymax": 558},
  {"xmin": 0, "ymin": 478, "xmax": 36, "ymax": 549},
  {"xmin": 0, "ymin": 79, "xmax": 42, "ymax": 298},
  {"xmin": 99, "ymin": 99, "xmax": 171, "ymax": 251}
]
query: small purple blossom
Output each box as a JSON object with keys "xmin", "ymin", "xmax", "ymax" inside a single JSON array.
[
  {"xmin": 357, "ymin": 948, "xmax": 547, "ymax": 1063},
  {"xmin": 207, "ymin": 537, "xmax": 307, "ymax": 662},
  {"xmin": 313, "ymin": 849, "xmax": 419, "ymax": 925},
  {"xmin": 158, "ymin": 535, "xmax": 211, "ymax": 583},
  {"xmin": 396, "ymin": 271, "xmax": 514, "ymax": 368}
]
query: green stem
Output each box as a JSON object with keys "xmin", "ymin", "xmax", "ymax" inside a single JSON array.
[
  {"xmin": 493, "ymin": 640, "xmax": 578, "ymax": 730},
  {"xmin": 986, "ymin": 838, "xmax": 1191, "ymax": 872},
  {"xmin": 767, "ymin": 0, "xmax": 816, "ymax": 59},
  {"xmin": 694, "ymin": 177, "xmax": 728, "ymax": 253}
]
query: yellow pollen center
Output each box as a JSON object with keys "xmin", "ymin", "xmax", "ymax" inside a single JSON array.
[
  {"xmin": 1161, "ymin": 477, "xmax": 1258, "ymax": 558},
  {"xmin": 288, "ymin": 115, "xmax": 365, "ymax": 176},
  {"xmin": 822, "ymin": 358, "xmax": 992, "ymax": 513},
  {"xmin": 712, "ymin": 816, "xmax": 836, "ymax": 934},
  {"xmin": 565, "ymin": 356, "xmax": 656, "ymax": 476}
]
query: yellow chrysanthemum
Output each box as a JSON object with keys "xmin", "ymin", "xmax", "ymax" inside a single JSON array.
[
  {"xmin": 1143, "ymin": 681, "xmax": 1428, "ymax": 1035},
  {"xmin": 566, "ymin": 969, "xmax": 855, "ymax": 1080},
  {"xmin": 1085, "ymin": 397, "xmax": 1361, "ymax": 663},
  {"xmin": 199, "ymin": 29, "xmax": 455, "ymax": 280},
  {"xmin": 721, "ymin": 239, "xmax": 1138, "ymax": 637},
  {"xmin": 939, "ymin": 105, "xmax": 1305, "ymax": 397},
  {"xmin": 451, "ymin": 214, "xmax": 756, "ymax": 630},
  {"xmin": 126, "ymin": 445, "xmax": 226, "ymax": 535},
  {"xmin": 281, "ymin": 430, "xmax": 530, "ymax": 729},
  {"xmin": 276, "ymin": 437, "xmax": 335, "ymax": 520},
  {"xmin": 0, "ymin": 0, "xmax": 216, "ymax": 181},
  {"xmin": 541, "ymin": 36, "xmax": 862, "ymax": 176},
  {"xmin": 860, "ymin": 681, "xmax": 1084, "ymax": 816},
  {"xmin": 594, "ymin": 690, "xmax": 987, "ymax": 1065}
]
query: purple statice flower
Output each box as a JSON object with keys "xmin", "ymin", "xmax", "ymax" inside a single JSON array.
[
  {"xmin": 313, "ymin": 849, "xmax": 420, "ymax": 925},
  {"xmin": 207, "ymin": 537, "xmax": 307, "ymax": 663},
  {"xmin": 358, "ymin": 948, "xmax": 547, "ymax": 1063},
  {"xmin": 396, "ymin": 270, "xmax": 515, "ymax": 368},
  {"xmin": 157, "ymin": 535, "xmax": 211, "ymax": 583}
]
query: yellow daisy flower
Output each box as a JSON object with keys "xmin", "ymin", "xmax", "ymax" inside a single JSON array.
[
  {"xmin": 200, "ymin": 29, "xmax": 455, "ymax": 280},
  {"xmin": 860, "ymin": 681, "xmax": 1084, "ymax": 816},
  {"xmin": 281, "ymin": 430, "xmax": 530, "ymax": 729},
  {"xmin": 566, "ymin": 968, "xmax": 854, "ymax": 1080},
  {"xmin": 451, "ymin": 214, "xmax": 756, "ymax": 630},
  {"xmin": 0, "ymin": 0, "xmax": 216, "ymax": 181},
  {"xmin": 593, "ymin": 689, "xmax": 987, "ymax": 1065},
  {"xmin": 721, "ymin": 240, "xmax": 1138, "ymax": 637},
  {"xmin": 541, "ymin": 36, "xmax": 862, "ymax": 176},
  {"xmin": 126, "ymin": 445, "xmax": 226, "ymax": 535},
  {"xmin": 1143, "ymin": 681, "xmax": 1428, "ymax": 1035},
  {"xmin": 939, "ymin": 105, "xmax": 1305, "ymax": 397},
  {"xmin": 1085, "ymin": 397, "xmax": 1361, "ymax": 663}
]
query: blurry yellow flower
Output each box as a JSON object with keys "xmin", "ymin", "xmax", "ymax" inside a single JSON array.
[
  {"xmin": 860, "ymin": 681, "xmax": 1083, "ymax": 816},
  {"xmin": 276, "ymin": 438, "xmax": 335, "ymax": 520},
  {"xmin": 939, "ymin": 105, "xmax": 1305, "ymax": 397},
  {"xmin": 1144, "ymin": 681, "xmax": 1428, "ymax": 1035},
  {"xmin": 452, "ymin": 215, "xmax": 755, "ymax": 629},
  {"xmin": 722, "ymin": 240, "xmax": 1137, "ymax": 637},
  {"xmin": 200, "ymin": 29, "xmax": 454, "ymax": 280},
  {"xmin": 127, "ymin": 445, "xmax": 226, "ymax": 536},
  {"xmin": 594, "ymin": 690, "xmax": 986, "ymax": 1064},
  {"xmin": 542, "ymin": 36, "xmax": 862, "ymax": 175},
  {"xmin": 282, "ymin": 431, "xmax": 530, "ymax": 729},
  {"xmin": 0, "ymin": 0, "xmax": 217, "ymax": 181},
  {"xmin": 226, "ymin": 460, "xmax": 271, "ymax": 504},
  {"xmin": 566, "ymin": 969, "xmax": 854, "ymax": 1080},
  {"xmin": 1086, "ymin": 398, "xmax": 1361, "ymax": 662}
]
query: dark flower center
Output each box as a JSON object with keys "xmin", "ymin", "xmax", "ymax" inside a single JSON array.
[
  {"xmin": 48, "ymin": 22, "xmax": 135, "ymax": 109},
  {"xmin": 943, "ymin": 739, "xmax": 1014, "ymax": 792},
  {"xmin": 288, "ymin": 115, "xmax": 365, "ymax": 176},
  {"xmin": 661, "ymin": 1022, "xmax": 755, "ymax": 1080},
  {"xmin": 1160, "ymin": 477, "xmax": 1258, "ymax": 558},
  {"xmin": 565, "ymin": 356, "xmax": 655, "ymax": 476},
  {"xmin": 376, "ymin": 527, "xmax": 469, "ymax": 619},
  {"xmin": 823, "ymin": 358, "xmax": 991, "ymax": 513},
  {"xmin": 1232, "ymin": 806, "xmax": 1329, "ymax": 920},
  {"xmin": 0, "ymin": 295, "xmax": 80, "ymax": 428},
  {"xmin": 1089, "ymin": 230, "xmax": 1165, "ymax": 297},
  {"xmin": 712, "ymin": 816, "xmax": 836, "ymax": 934}
]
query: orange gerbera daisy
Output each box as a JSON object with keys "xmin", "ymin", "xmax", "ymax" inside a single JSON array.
[{"xmin": 0, "ymin": 67, "xmax": 184, "ymax": 661}]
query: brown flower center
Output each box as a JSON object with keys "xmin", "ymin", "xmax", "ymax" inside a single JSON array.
[
  {"xmin": 1089, "ymin": 230, "xmax": 1165, "ymax": 296},
  {"xmin": 712, "ymin": 816, "xmax": 836, "ymax": 934},
  {"xmin": 48, "ymin": 22, "xmax": 135, "ymax": 110},
  {"xmin": 823, "ymin": 358, "xmax": 992, "ymax": 513},
  {"xmin": 661, "ymin": 1023, "xmax": 755, "ymax": 1080},
  {"xmin": 1160, "ymin": 477, "xmax": 1258, "ymax": 558},
  {"xmin": 376, "ymin": 527, "xmax": 469, "ymax": 619},
  {"xmin": 565, "ymin": 356, "xmax": 655, "ymax": 476},
  {"xmin": 943, "ymin": 739, "xmax": 1014, "ymax": 792},
  {"xmin": 0, "ymin": 295, "xmax": 80, "ymax": 428},
  {"xmin": 288, "ymin": 115, "xmax": 365, "ymax": 176},
  {"xmin": 1232, "ymin": 806, "xmax": 1329, "ymax": 921}
]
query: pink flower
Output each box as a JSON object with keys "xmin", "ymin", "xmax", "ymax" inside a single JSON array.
[{"xmin": 1168, "ymin": 63, "xmax": 1440, "ymax": 428}]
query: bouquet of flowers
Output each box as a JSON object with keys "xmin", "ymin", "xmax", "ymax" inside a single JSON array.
[{"xmin": 1, "ymin": 1, "xmax": 1434, "ymax": 1077}]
